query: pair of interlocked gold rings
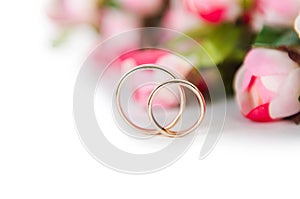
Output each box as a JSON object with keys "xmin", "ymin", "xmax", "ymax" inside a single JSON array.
[{"xmin": 115, "ymin": 64, "xmax": 206, "ymax": 138}]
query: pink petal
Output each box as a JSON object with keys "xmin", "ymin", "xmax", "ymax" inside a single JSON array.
[
  {"xmin": 101, "ymin": 8, "xmax": 141, "ymax": 38},
  {"xmin": 269, "ymin": 68, "xmax": 300, "ymax": 119},
  {"xmin": 247, "ymin": 78, "xmax": 263, "ymax": 108},
  {"xmin": 133, "ymin": 85, "xmax": 179, "ymax": 108},
  {"xmin": 236, "ymin": 91, "xmax": 255, "ymax": 115},
  {"xmin": 242, "ymin": 71, "xmax": 254, "ymax": 91},
  {"xmin": 185, "ymin": 0, "xmax": 241, "ymax": 23},
  {"xmin": 246, "ymin": 103, "xmax": 274, "ymax": 122},
  {"xmin": 295, "ymin": 13, "xmax": 300, "ymax": 38},
  {"xmin": 118, "ymin": 0, "xmax": 163, "ymax": 16},
  {"xmin": 156, "ymin": 54, "xmax": 192, "ymax": 77},
  {"xmin": 260, "ymin": 75, "xmax": 286, "ymax": 93},
  {"xmin": 133, "ymin": 85, "xmax": 154, "ymax": 107},
  {"xmin": 264, "ymin": 0, "xmax": 300, "ymax": 20},
  {"xmin": 244, "ymin": 48, "xmax": 299, "ymax": 76},
  {"xmin": 235, "ymin": 76, "xmax": 275, "ymax": 116},
  {"xmin": 234, "ymin": 65, "xmax": 257, "ymax": 115},
  {"xmin": 119, "ymin": 49, "xmax": 167, "ymax": 65},
  {"xmin": 120, "ymin": 58, "xmax": 137, "ymax": 74},
  {"xmin": 198, "ymin": 6, "xmax": 226, "ymax": 23},
  {"xmin": 255, "ymin": 78, "xmax": 276, "ymax": 103},
  {"xmin": 162, "ymin": 4, "xmax": 200, "ymax": 32},
  {"xmin": 234, "ymin": 65, "xmax": 247, "ymax": 91}
]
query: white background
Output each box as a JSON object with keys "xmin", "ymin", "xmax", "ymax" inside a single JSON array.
[{"xmin": 1, "ymin": 1, "xmax": 300, "ymax": 198}]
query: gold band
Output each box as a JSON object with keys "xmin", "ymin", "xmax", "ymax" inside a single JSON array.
[
  {"xmin": 147, "ymin": 79, "xmax": 206, "ymax": 137},
  {"xmin": 115, "ymin": 64, "xmax": 186, "ymax": 135}
]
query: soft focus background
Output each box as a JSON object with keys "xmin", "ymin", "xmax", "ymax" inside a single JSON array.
[
  {"xmin": 47, "ymin": 0, "xmax": 300, "ymax": 123},
  {"xmin": 0, "ymin": 1, "xmax": 300, "ymax": 199}
]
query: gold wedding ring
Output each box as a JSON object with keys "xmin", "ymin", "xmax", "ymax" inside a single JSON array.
[
  {"xmin": 115, "ymin": 64, "xmax": 186, "ymax": 135},
  {"xmin": 147, "ymin": 79, "xmax": 206, "ymax": 137},
  {"xmin": 115, "ymin": 65, "xmax": 206, "ymax": 137}
]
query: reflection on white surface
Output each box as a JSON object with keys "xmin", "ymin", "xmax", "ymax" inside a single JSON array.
[{"xmin": 93, "ymin": 65, "xmax": 174, "ymax": 154}]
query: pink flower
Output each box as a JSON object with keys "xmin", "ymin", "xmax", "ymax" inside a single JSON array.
[
  {"xmin": 234, "ymin": 48, "xmax": 300, "ymax": 122},
  {"xmin": 116, "ymin": 0, "xmax": 164, "ymax": 17},
  {"xmin": 251, "ymin": 0, "xmax": 300, "ymax": 30},
  {"xmin": 47, "ymin": 0, "xmax": 100, "ymax": 26},
  {"xmin": 183, "ymin": 0, "xmax": 241, "ymax": 24},
  {"xmin": 92, "ymin": 9, "xmax": 141, "ymax": 63},
  {"xmin": 162, "ymin": 0, "xmax": 200, "ymax": 32},
  {"xmin": 119, "ymin": 49, "xmax": 167, "ymax": 70},
  {"xmin": 119, "ymin": 50, "xmax": 194, "ymax": 108},
  {"xmin": 100, "ymin": 8, "xmax": 141, "ymax": 39},
  {"xmin": 156, "ymin": 54, "xmax": 193, "ymax": 78}
]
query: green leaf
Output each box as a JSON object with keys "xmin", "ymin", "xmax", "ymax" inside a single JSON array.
[
  {"xmin": 101, "ymin": 0, "xmax": 119, "ymax": 8},
  {"xmin": 188, "ymin": 24, "xmax": 246, "ymax": 66},
  {"xmin": 166, "ymin": 23, "xmax": 253, "ymax": 68},
  {"xmin": 254, "ymin": 26, "xmax": 300, "ymax": 48},
  {"xmin": 201, "ymin": 25, "xmax": 241, "ymax": 64},
  {"xmin": 242, "ymin": 0, "xmax": 255, "ymax": 10}
]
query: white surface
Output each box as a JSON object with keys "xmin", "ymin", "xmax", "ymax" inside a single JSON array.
[{"xmin": 0, "ymin": 1, "xmax": 300, "ymax": 199}]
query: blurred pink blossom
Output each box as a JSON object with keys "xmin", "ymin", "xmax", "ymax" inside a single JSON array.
[
  {"xmin": 162, "ymin": 0, "xmax": 200, "ymax": 31},
  {"xmin": 183, "ymin": 0, "xmax": 241, "ymax": 24},
  {"xmin": 119, "ymin": 50, "xmax": 193, "ymax": 108},
  {"xmin": 116, "ymin": 0, "xmax": 164, "ymax": 17},
  {"xmin": 156, "ymin": 54, "xmax": 193, "ymax": 78},
  {"xmin": 251, "ymin": 0, "xmax": 300, "ymax": 30},
  {"xmin": 92, "ymin": 9, "xmax": 141, "ymax": 62},
  {"xmin": 100, "ymin": 8, "xmax": 141, "ymax": 39},
  {"xmin": 234, "ymin": 48, "xmax": 300, "ymax": 122},
  {"xmin": 47, "ymin": 0, "xmax": 100, "ymax": 25},
  {"xmin": 119, "ymin": 49, "xmax": 167, "ymax": 71}
]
